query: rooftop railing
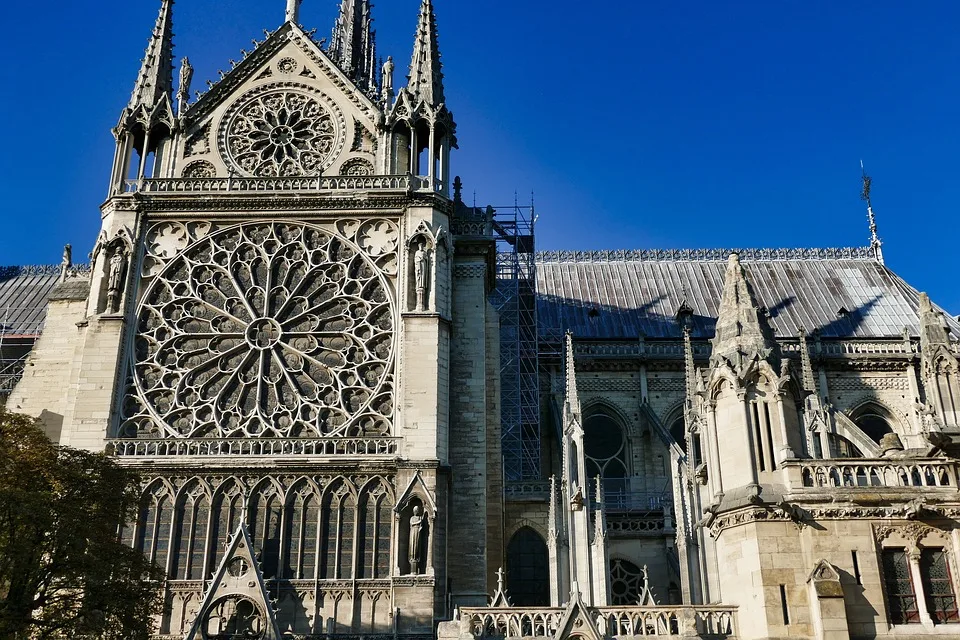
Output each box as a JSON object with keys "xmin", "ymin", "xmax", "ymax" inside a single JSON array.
[{"xmin": 106, "ymin": 437, "xmax": 401, "ymax": 458}]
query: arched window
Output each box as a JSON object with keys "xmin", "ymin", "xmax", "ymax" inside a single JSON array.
[
  {"xmin": 609, "ymin": 558, "xmax": 646, "ymax": 606},
  {"xmin": 852, "ymin": 404, "xmax": 896, "ymax": 445},
  {"xmin": 506, "ymin": 528, "xmax": 549, "ymax": 606},
  {"xmin": 320, "ymin": 481, "xmax": 355, "ymax": 579},
  {"xmin": 171, "ymin": 483, "xmax": 211, "ymax": 580},
  {"xmin": 283, "ymin": 482, "xmax": 320, "ymax": 580},
  {"xmin": 210, "ymin": 481, "xmax": 243, "ymax": 573},
  {"xmin": 584, "ymin": 413, "xmax": 629, "ymax": 500},
  {"xmin": 357, "ymin": 481, "xmax": 393, "ymax": 579},
  {"xmin": 248, "ymin": 483, "xmax": 282, "ymax": 579},
  {"xmin": 136, "ymin": 483, "xmax": 173, "ymax": 571}
]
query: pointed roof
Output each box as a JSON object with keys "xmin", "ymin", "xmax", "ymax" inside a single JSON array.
[
  {"xmin": 406, "ymin": 0, "xmax": 445, "ymax": 106},
  {"xmin": 329, "ymin": 0, "xmax": 378, "ymax": 93},
  {"xmin": 128, "ymin": 0, "xmax": 175, "ymax": 113},
  {"xmin": 710, "ymin": 253, "xmax": 774, "ymax": 367},
  {"xmin": 185, "ymin": 524, "xmax": 282, "ymax": 640}
]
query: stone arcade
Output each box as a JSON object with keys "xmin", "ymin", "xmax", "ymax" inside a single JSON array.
[{"xmin": 3, "ymin": 1, "xmax": 960, "ymax": 639}]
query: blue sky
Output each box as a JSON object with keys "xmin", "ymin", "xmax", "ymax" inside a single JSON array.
[{"xmin": 0, "ymin": 1, "xmax": 957, "ymax": 312}]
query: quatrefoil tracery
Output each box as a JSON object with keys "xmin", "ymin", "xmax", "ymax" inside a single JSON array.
[{"xmin": 125, "ymin": 222, "xmax": 395, "ymax": 440}]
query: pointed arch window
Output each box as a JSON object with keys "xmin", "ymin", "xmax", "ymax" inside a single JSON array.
[
  {"xmin": 852, "ymin": 404, "xmax": 896, "ymax": 445},
  {"xmin": 283, "ymin": 483, "xmax": 320, "ymax": 580},
  {"xmin": 171, "ymin": 484, "xmax": 211, "ymax": 580},
  {"xmin": 248, "ymin": 484, "xmax": 282, "ymax": 579},
  {"xmin": 358, "ymin": 482, "xmax": 393, "ymax": 579},
  {"xmin": 210, "ymin": 483, "xmax": 243, "ymax": 573},
  {"xmin": 136, "ymin": 484, "xmax": 173, "ymax": 570},
  {"xmin": 506, "ymin": 527, "xmax": 549, "ymax": 606},
  {"xmin": 583, "ymin": 413, "xmax": 629, "ymax": 505},
  {"xmin": 669, "ymin": 414, "xmax": 702, "ymax": 467},
  {"xmin": 320, "ymin": 483, "xmax": 355, "ymax": 580}
]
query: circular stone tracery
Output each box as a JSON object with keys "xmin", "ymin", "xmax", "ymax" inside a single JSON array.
[
  {"xmin": 127, "ymin": 222, "xmax": 395, "ymax": 440},
  {"xmin": 222, "ymin": 85, "xmax": 344, "ymax": 177}
]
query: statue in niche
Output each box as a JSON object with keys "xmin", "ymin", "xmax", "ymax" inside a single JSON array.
[
  {"xmin": 106, "ymin": 249, "xmax": 127, "ymax": 313},
  {"xmin": 408, "ymin": 505, "xmax": 425, "ymax": 574},
  {"xmin": 414, "ymin": 240, "xmax": 430, "ymax": 312}
]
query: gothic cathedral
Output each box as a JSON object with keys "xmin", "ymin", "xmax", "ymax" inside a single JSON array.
[{"xmin": 5, "ymin": 1, "xmax": 960, "ymax": 639}]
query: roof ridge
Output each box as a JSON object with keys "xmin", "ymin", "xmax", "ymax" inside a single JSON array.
[
  {"xmin": 0, "ymin": 265, "xmax": 92, "ymax": 278},
  {"xmin": 534, "ymin": 247, "xmax": 875, "ymax": 264}
]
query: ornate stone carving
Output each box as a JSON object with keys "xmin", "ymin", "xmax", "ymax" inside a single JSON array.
[
  {"xmin": 182, "ymin": 160, "xmax": 217, "ymax": 179},
  {"xmin": 536, "ymin": 247, "xmax": 875, "ymax": 264},
  {"xmin": 220, "ymin": 84, "xmax": 345, "ymax": 177},
  {"xmin": 341, "ymin": 157, "xmax": 375, "ymax": 176},
  {"xmin": 106, "ymin": 248, "xmax": 128, "ymax": 313},
  {"xmin": 184, "ymin": 123, "xmax": 211, "ymax": 157},
  {"xmin": 122, "ymin": 222, "xmax": 395, "ymax": 439},
  {"xmin": 277, "ymin": 57, "xmax": 299, "ymax": 75}
]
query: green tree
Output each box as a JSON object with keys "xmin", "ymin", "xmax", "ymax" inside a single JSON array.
[{"xmin": 0, "ymin": 409, "xmax": 164, "ymax": 639}]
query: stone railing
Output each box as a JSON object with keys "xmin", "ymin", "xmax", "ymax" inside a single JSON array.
[
  {"xmin": 459, "ymin": 605, "xmax": 738, "ymax": 639},
  {"xmin": 123, "ymin": 174, "xmax": 422, "ymax": 195},
  {"xmin": 784, "ymin": 459, "xmax": 960, "ymax": 491},
  {"xmin": 106, "ymin": 437, "xmax": 401, "ymax": 458},
  {"xmin": 504, "ymin": 481, "xmax": 552, "ymax": 501},
  {"xmin": 817, "ymin": 340, "xmax": 917, "ymax": 356}
]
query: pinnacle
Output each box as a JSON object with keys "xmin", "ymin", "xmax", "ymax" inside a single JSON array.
[
  {"xmin": 128, "ymin": 0, "xmax": 175, "ymax": 113},
  {"xmin": 711, "ymin": 252, "xmax": 775, "ymax": 368},
  {"xmin": 406, "ymin": 0, "xmax": 445, "ymax": 106}
]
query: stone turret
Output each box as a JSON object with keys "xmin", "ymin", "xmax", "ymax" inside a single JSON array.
[
  {"xmin": 919, "ymin": 293, "xmax": 960, "ymax": 429},
  {"xmin": 108, "ymin": 0, "xmax": 176, "ymax": 193}
]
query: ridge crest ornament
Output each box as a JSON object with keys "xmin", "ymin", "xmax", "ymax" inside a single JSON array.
[
  {"xmin": 122, "ymin": 222, "xmax": 396, "ymax": 440},
  {"xmin": 220, "ymin": 83, "xmax": 346, "ymax": 177}
]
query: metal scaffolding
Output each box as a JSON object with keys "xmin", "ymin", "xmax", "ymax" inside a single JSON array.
[{"xmin": 491, "ymin": 202, "xmax": 541, "ymax": 481}]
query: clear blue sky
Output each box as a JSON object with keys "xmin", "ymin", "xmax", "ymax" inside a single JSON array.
[{"xmin": 0, "ymin": 1, "xmax": 957, "ymax": 312}]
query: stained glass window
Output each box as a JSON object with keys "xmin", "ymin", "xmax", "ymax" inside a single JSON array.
[
  {"xmin": 882, "ymin": 549, "xmax": 920, "ymax": 624},
  {"xmin": 921, "ymin": 549, "xmax": 960, "ymax": 624}
]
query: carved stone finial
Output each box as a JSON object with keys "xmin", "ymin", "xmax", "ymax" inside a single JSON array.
[
  {"xmin": 59, "ymin": 244, "xmax": 73, "ymax": 282},
  {"xmin": 453, "ymin": 176, "xmax": 463, "ymax": 203}
]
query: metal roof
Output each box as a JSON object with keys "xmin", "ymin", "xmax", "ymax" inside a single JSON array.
[
  {"xmin": 0, "ymin": 266, "xmax": 87, "ymax": 337},
  {"xmin": 535, "ymin": 249, "xmax": 960, "ymax": 341}
]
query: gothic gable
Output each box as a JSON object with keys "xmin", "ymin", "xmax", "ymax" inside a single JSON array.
[{"xmin": 175, "ymin": 23, "xmax": 380, "ymax": 179}]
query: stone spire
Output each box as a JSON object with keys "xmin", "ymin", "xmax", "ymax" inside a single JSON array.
[
  {"xmin": 861, "ymin": 162, "xmax": 885, "ymax": 265},
  {"xmin": 710, "ymin": 253, "xmax": 774, "ymax": 370},
  {"xmin": 564, "ymin": 331, "xmax": 581, "ymax": 424},
  {"xmin": 128, "ymin": 0, "xmax": 175, "ymax": 114},
  {"xmin": 329, "ymin": 0, "xmax": 379, "ymax": 94},
  {"xmin": 406, "ymin": 0, "xmax": 445, "ymax": 106}
]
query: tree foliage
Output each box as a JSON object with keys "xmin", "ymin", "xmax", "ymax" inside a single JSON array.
[{"xmin": 0, "ymin": 409, "xmax": 164, "ymax": 639}]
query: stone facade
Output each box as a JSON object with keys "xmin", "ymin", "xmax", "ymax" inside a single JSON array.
[{"xmin": 6, "ymin": 2, "xmax": 960, "ymax": 640}]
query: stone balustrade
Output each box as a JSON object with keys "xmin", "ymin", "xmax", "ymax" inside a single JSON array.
[
  {"xmin": 504, "ymin": 481, "xmax": 552, "ymax": 501},
  {"xmin": 106, "ymin": 437, "xmax": 401, "ymax": 458},
  {"xmin": 459, "ymin": 605, "xmax": 738, "ymax": 639},
  {"xmin": 784, "ymin": 458, "xmax": 959, "ymax": 491},
  {"xmin": 122, "ymin": 174, "xmax": 431, "ymax": 195}
]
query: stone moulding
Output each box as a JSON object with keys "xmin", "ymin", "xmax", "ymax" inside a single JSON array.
[
  {"xmin": 106, "ymin": 437, "xmax": 402, "ymax": 457},
  {"xmin": 0, "ymin": 264, "xmax": 92, "ymax": 278},
  {"xmin": 534, "ymin": 247, "xmax": 874, "ymax": 264}
]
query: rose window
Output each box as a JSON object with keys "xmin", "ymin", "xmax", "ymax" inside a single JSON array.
[
  {"xmin": 125, "ymin": 222, "xmax": 395, "ymax": 439},
  {"xmin": 222, "ymin": 85, "xmax": 343, "ymax": 177}
]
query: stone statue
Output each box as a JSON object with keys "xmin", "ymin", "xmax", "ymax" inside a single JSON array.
[
  {"xmin": 382, "ymin": 56, "xmax": 395, "ymax": 96},
  {"xmin": 59, "ymin": 244, "xmax": 72, "ymax": 282},
  {"xmin": 106, "ymin": 250, "xmax": 127, "ymax": 313},
  {"xmin": 414, "ymin": 240, "xmax": 429, "ymax": 312},
  {"xmin": 177, "ymin": 57, "xmax": 194, "ymax": 112},
  {"xmin": 408, "ymin": 506, "xmax": 424, "ymax": 574}
]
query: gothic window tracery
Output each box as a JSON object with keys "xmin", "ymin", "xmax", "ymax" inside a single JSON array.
[
  {"xmin": 609, "ymin": 558, "xmax": 645, "ymax": 606},
  {"xmin": 320, "ymin": 482, "xmax": 355, "ymax": 579},
  {"xmin": 248, "ymin": 483, "xmax": 282, "ymax": 579},
  {"xmin": 210, "ymin": 482, "xmax": 244, "ymax": 572},
  {"xmin": 136, "ymin": 483, "xmax": 173, "ymax": 571},
  {"xmin": 852, "ymin": 403, "xmax": 896, "ymax": 445},
  {"xmin": 357, "ymin": 481, "xmax": 393, "ymax": 579},
  {"xmin": 123, "ymin": 222, "xmax": 396, "ymax": 440},
  {"xmin": 283, "ymin": 483, "xmax": 320, "ymax": 580},
  {"xmin": 583, "ymin": 413, "xmax": 629, "ymax": 504},
  {"xmin": 172, "ymin": 483, "xmax": 211, "ymax": 580},
  {"xmin": 221, "ymin": 85, "xmax": 345, "ymax": 177}
]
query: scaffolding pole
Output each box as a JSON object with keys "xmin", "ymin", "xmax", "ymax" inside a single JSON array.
[{"xmin": 490, "ymin": 201, "xmax": 541, "ymax": 481}]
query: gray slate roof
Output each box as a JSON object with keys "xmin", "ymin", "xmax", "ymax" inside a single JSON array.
[
  {"xmin": 535, "ymin": 249, "xmax": 960, "ymax": 341},
  {"xmin": 0, "ymin": 266, "xmax": 87, "ymax": 337}
]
